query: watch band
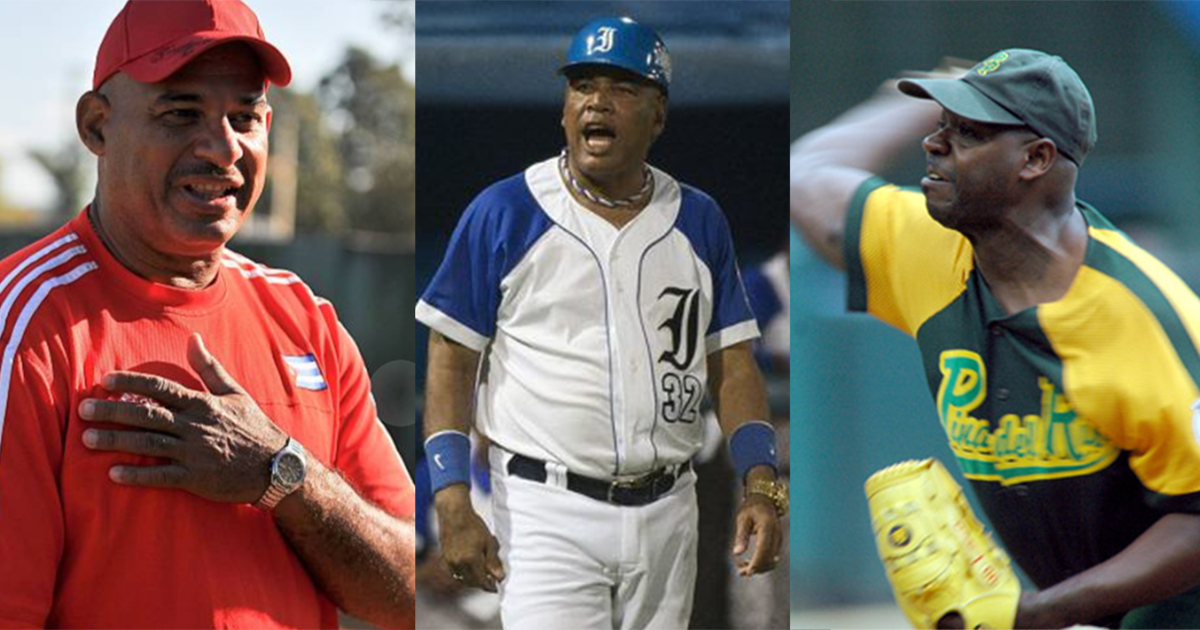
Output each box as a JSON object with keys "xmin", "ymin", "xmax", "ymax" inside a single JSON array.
[
  {"xmin": 254, "ymin": 438, "xmax": 307, "ymax": 511},
  {"xmin": 745, "ymin": 478, "xmax": 789, "ymax": 517}
]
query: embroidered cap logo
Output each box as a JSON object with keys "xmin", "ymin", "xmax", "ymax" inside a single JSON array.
[{"xmin": 975, "ymin": 51, "xmax": 1010, "ymax": 76}]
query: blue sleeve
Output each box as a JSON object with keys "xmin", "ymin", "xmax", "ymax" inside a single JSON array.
[
  {"xmin": 742, "ymin": 265, "xmax": 782, "ymax": 331},
  {"xmin": 418, "ymin": 174, "xmax": 554, "ymax": 344},
  {"xmin": 674, "ymin": 186, "xmax": 756, "ymax": 336}
]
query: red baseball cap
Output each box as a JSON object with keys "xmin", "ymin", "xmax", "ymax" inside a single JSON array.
[{"xmin": 93, "ymin": 0, "xmax": 292, "ymax": 90}]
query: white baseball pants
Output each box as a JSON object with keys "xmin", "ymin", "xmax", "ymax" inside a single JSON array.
[{"xmin": 488, "ymin": 446, "xmax": 698, "ymax": 629}]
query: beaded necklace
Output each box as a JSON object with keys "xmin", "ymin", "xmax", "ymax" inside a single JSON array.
[{"xmin": 558, "ymin": 149, "xmax": 653, "ymax": 209}]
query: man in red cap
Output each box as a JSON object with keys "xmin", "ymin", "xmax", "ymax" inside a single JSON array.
[{"xmin": 0, "ymin": 2, "xmax": 415, "ymax": 628}]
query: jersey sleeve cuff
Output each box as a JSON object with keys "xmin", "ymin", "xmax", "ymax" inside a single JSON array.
[
  {"xmin": 415, "ymin": 301, "xmax": 490, "ymax": 352},
  {"xmin": 705, "ymin": 319, "xmax": 760, "ymax": 354},
  {"xmin": 845, "ymin": 176, "xmax": 889, "ymax": 313}
]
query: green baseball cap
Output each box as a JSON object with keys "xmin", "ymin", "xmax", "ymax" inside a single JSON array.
[{"xmin": 898, "ymin": 49, "xmax": 1097, "ymax": 165}]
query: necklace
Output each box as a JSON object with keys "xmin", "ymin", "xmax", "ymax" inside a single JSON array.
[{"xmin": 558, "ymin": 149, "xmax": 653, "ymax": 209}]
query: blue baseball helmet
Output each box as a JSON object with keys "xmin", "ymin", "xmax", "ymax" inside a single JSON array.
[{"xmin": 560, "ymin": 17, "xmax": 671, "ymax": 94}]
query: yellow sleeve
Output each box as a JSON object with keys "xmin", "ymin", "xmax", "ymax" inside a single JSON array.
[
  {"xmin": 844, "ymin": 178, "xmax": 976, "ymax": 336},
  {"xmin": 1045, "ymin": 228, "xmax": 1200, "ymax": 509}
]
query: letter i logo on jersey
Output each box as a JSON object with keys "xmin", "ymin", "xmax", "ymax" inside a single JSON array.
[
  {"xmin": 657, "ymin": 287, "xmax": 700, "ymax": 369},
  {"xmin": 587, "ymin": 26, "xmax": 616, "ymax": 55}
]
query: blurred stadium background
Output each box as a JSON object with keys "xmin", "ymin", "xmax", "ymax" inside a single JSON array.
[
  {"xmin": 0, "ymin": 2, "xmax": 414, "ymax": 627},
  {"xmin": 791, "ymin": 2, "xmax": 1200, "ymax": 628},
  {"xmin": 414, "ymin": 2, "xmax": 788, "ymax": 629}
]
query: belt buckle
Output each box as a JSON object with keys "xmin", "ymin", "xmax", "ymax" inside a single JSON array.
[
  {"xmin": 607, "ymin": 469, "xmax": 664, "ymax": 504},
  {"xmin": 607, "ymin": 478, "xmax": 637, "ymax": 503}
]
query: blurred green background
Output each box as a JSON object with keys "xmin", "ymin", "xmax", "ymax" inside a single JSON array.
[{"xmin": 789, "ymin": 0, "xmax": 1200, "ymax": 621}]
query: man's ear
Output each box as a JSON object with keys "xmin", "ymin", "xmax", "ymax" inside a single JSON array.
[
  {"xmin": 652, "ymin": 94, "xmax": 668, "ymax": 141},
  {"xmin": 561, "ymin": 84, "xmax": 571, "ymax": 131},
  {"xmin": 1018, "ymin": 137, "xmax": 1058, "ymax": 181},
  {"xmin": 76, "ymin": 91, "xmax": 112, "ymax": 157}
]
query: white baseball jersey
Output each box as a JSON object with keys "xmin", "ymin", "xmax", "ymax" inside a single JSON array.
[{"xmin": 416, "ymin": 156, "xmax": 759, "ymax": 480}]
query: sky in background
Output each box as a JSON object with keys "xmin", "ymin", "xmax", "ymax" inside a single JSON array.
[{"xmin": 0, "ymin": 0, "xmax": 411, "ymax": 211}]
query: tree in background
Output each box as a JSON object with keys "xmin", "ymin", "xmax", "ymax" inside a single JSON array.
[
  {"xmin": 242, "ymin": 44, "xmax": 416, "ymax": 242},
  {"xmin": 255, "ymin": 87, "xmax": 347, "ymax": 236},
  {"xmin": 0, "ymin": 155, "xmax": 37, "ymax": 226},
  {"xmin": 317, "ymin": 46, "xmax": 416, "ymax": 240},
  {"xmin": 28, "ymin": 142, "xmax": 91, "ymax": 225}
]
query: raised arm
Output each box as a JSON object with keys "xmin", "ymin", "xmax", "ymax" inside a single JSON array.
[{"xmin": 789, "ymin": 77, "xmax": 945, "ymax": 269}]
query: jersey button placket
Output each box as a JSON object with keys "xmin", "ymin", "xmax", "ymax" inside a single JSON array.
[
  {"xmin": 607, "ymin": 247, "xmax": 635, "ymax": 476},
  {"xmin": 587, "ymin": 240, "xmax": 624, "ymax": 477},
  {"xmin": 613, "ymin": 240, "xmax": 651, "ymax": 474},
  {"xmin": 612, "ymin": 250, "xmax": 625, "ymax": 295}
]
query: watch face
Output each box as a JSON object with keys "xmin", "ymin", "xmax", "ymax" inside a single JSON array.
[{"xmin": 276, "ymin": 451, "xmax": 306, "ymax": 487}]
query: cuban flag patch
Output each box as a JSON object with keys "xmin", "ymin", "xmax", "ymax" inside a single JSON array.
[{"xmin": 283, "ymin": 353, "xmax": 328, "ymax": 391}]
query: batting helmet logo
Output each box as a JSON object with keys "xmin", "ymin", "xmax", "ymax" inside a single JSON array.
[{"xmin": 586, "ymin": 26, "xmax": 617, "ymax": 55}]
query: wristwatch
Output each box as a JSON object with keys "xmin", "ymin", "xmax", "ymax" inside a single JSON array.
[
  {"xmin": 745, "ymin": 478, "xmax": 789, "ymax": 517},
  {"xmin": 254, "ymin": 437, "xmax": 308, "ymax": 511}
]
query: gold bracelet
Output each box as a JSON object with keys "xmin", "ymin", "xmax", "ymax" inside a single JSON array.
[{"xmin": 745, "ymin": 478, "xmax": 789, "ymax": 517}]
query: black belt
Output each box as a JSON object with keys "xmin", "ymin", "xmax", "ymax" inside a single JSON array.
[{"xmin": 506, "ymin": 453, "xmax": 690, "ymax": 506}]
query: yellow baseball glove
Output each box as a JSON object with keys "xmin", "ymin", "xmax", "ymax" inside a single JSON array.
[{"xmin": 864, "ymin": 458, "xmax": 1020, "ymax": 630}]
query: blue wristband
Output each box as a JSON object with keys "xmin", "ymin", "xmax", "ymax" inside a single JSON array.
[
  {"xmin": 424, "ymin": 430, "xmax": 471, "ymax": 493},
  {"xmin": 729, "ymin": 421, "xmax": 777, "ymax": 482}
]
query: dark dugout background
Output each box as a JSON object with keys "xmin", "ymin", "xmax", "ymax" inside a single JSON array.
[{"xmin": 415, "ymin": 2, "xmax": 790, "ymax": 629}]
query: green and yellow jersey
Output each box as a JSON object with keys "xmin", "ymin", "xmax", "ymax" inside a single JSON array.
[{"xmin": 846, "ymin": 178, "xmax": 1200, "ymax": 599}]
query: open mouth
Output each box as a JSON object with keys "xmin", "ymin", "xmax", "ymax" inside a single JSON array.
[
  {"xmin": 181, "ymin": 182, "xmax": 242, "ymax": 207},
  {"xmin": 582, "ymin": 122, "xmax": 616, "ymax": 151},
  {"xmin": 922, "ymin": 168, "xmax": 951, "ymax": 187},
  {"xmin": 185, "ymin": 183, "xmax": 239, "ymax": 199}
]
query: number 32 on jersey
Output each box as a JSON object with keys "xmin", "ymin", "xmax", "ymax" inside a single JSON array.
[{"xmin": 657, "ymin": 286, "xmax": 703, "ymax": 424}]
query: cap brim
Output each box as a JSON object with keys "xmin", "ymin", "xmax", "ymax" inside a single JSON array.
[
  {"xmin": 559, "ymin": 61, "xmax": 667, "ymax": 93},
  {"xmin": 897, "ymin": 78, "xmax": 1022, "ymax": 126},
  {"xmin": 118, "ymin": 33, "xmax": 292, "ymax": 88}
]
